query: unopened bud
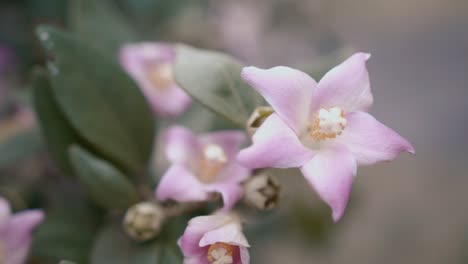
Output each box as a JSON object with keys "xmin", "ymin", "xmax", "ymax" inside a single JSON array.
[
  {"xmin": 244, "ymin": 173, "xmax": 281, "ymax": 210},
  {"xmin": 123, "ymin": 202, "xmax": 165, "ymax": 242},
  {"xmin": 246, "ymin": 106, "xmax": 274, "ymax": 137}
]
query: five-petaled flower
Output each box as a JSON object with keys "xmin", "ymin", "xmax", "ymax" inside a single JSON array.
[
  {"xmin": 120, "ymin": 43, "xmax": 191, "ymax": 117},
  {"xmin": 179, "ymin": 212, "xmax": 250, "ymax": 264},
  {"xmin": 0, "ymin": 197, "xmax": 44, "ymax": 264},
  {"xmin": 156, "ymin": 126, "xmax": 250, "ymax": 210},
  {"xmin": 238, "ymin": 53, "xmax": 414, "ymax": 222}
]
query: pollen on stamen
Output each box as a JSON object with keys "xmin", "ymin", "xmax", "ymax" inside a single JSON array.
[
  {"xmin": 309, "ymin": 107, "xmax": 347, "ymax": 141},
  {"xmin": 198, "ymin": 144, "xmax": 227, "ymax": 183},
  {"xmin": 207, "ymin": 242, "xmax": 234, "ymax": 264},
  {"xmin": 147, "ymin": 62, "xmax": 174, "ymax": 91}
]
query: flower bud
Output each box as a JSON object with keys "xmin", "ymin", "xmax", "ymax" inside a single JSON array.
[
  {"xmin": 246, "ymin": 106, "xmax": 274, "ymax": 137},
  {"xmin": 123, "ymin": 202, "xmax": 165, "ymax": 242},
  {"xmin": 243, "ymin": 173, "xmax": 281, "ymax": 210}
]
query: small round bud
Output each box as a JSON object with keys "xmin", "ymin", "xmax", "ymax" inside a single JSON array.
[
  {"xmin": 246, "ymin": 106, "xmax": 274, "ymax": 137},
  {"xmin": 123, "ymin": 202, "xmax": 165, "ymax": 242},
  {"xmin": 244, "ymin": 173, "xmax": 281, "ymax": 210}
]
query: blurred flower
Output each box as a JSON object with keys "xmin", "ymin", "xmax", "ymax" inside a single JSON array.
[
  {"xmin": 179, "ymin": 212, "xmax": 249, "ymax": 264},
  {"xmin": 123, "ymin": 202, "xmax": 165, "ymax": 242},
  {"xmin": 156, "ymin": 126, "xmax": 250, "ymax": 210},
  {"xmin": 238, "ymin": 53, "xmax": 414, "ymax": 222},
  {"xmin": 120, "ymin": 43, "xmax": 191, "ymax": 117},
  {"xmin": 0, "ymin": 197, "xmax": 44, "ymax": 264},
  {"xmin": 212, "ymin": 1, "xmax": 268, "ymax": 63}
]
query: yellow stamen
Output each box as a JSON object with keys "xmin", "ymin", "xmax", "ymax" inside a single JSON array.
[
  {"xmin": 207, "ymin": 242, "xmax": 234, "ymax": 264},
  {"xmin": 198, "ymin": 144, "xmax": 227, "ymax": 183},
  {"xmin": 309, "ymin": 107, "xmax": 347, "ymax": 141}
]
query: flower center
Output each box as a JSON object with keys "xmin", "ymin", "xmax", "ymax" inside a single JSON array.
[
  {"xmin": 207, "ymin": 242, "xmax": 234, "ymax": 264},
  {"xmin": 309, "ymin": 107, "xmax": 346, "ymax": 141},
  {"xmin": 147, "ymin": 62, "xmax": 174, "ymax": 91},
  {"xmin": 198, "ymin": 144, "xmax": 227, "ymax": 183},
  {"xmin": 0, "ymin": 239, "xmax": 6, "ymax": 264}
]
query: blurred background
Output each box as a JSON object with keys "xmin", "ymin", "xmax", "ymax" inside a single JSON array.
[{"xmin": 0, "ymin": 0, "xmax": 467, "ymax": 263}]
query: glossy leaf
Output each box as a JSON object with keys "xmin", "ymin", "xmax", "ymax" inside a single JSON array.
[
  {"xmin": 32, "ymin": 68, "xmax": 80, "ymax": 174},
  {"xmin": 69, "ymin": 145, "xmax": 139, "ymax": 210},
  {"xmin": 68, "ymin": 0, "xmax": 138, "ymax": 56},
  {"xmin": 174, "ymin": 44, "xmax": 265, "ymax": 127},
  {"xmin": 36, "ymin": 25, "xmax": 155, "ymax": 174}
]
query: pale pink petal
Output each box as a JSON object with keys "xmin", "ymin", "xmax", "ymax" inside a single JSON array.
[
  {"xmin": 155, "ymin": 164, "xmax": 209, "ymax": 202},
  {"xmin": 179, "ymin": 214, "xmax": 232, "ymax": 256},
  {"xmin": 200, "ymin": 131, "xmax": 246, "ymax": 160},
  {"xmin": 205, "ymin": 162, "xmax": 250, "ymax": 210},
  {"xmin": 184, "ymin": 255, "xmax": 210, "ymax": 264},
  {"xmin": 120, "ymin": 43, "xmax": 191, "ymax": 117},
  {"xmin": 311, "ymin": 53, "xmax": 373, "ymax": 114},
  {"xmin": 337, "ymin": 111, "xmax": 415, "ymax": 165},
  {"xmin": 241, "ymin": 66, "xmax": 316, "ymax": 133},
  {"xmin": 207, "ymin": 183, "xmax": 244, "ymax": 211},
  {"xmin": 165, "ymin": 126, "xmax": 201, "ymax": 166},
  {"xmin": 238, "ymin": 114, "xmax": 313, "ymax": 169},
  {"xmin": 239, "ymin": 247, "xmax": 250, "ymax": 264},
  {"xmin": 300, "ymin": 146, "xmax": 357, "ymax": 222},
  {"xmin": 199, "ymin": 221, "xmax": 249, "ymax": 248},
  {"xmin": 4, "ymin": 210, "xmax": 44, "ymax": 252},
  {"xmin": 0, "ymin": 197, "xmax": 11, "ymax": 223},
  {"xmin": 5, "ymin": 241, "xmax": 30, "ymax": 264}
]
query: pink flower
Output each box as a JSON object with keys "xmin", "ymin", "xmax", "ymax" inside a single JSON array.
[
  {"xmin": 120, "ymin": 43, "xmax": 191, "ymax": 117},
  {"xmin": 155, "ymin": 126, "xmax": 250, "ymax": 210},
  {"xmin": 0, "ymin": 197, "xmax": 44, "ymax": 264},
  {"xmin": 179, "ymin": 212, "xmax": 249, "ymax": 264},
  {"xmin": 238, "ymin": 53, "xmax": 414, "ymax": 222}
]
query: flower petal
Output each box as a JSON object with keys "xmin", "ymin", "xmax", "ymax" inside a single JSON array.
[
  {"xmin": 120, "ymin": 43, "xmax": 191, "ymax": 117},
  {"xmin": 4, "ymin": 241, "xmax": 30, "ymax": 264},
  {"xmin": 147, "ymin": 83, "xmax": 192, "ymax": 117},
  {"xmin": 155, "ymin": 164, "xmax": 209, "ymax": 202},
  {"xmin": 241, "ymin": 66, "xmax": 316, "ymax": 133},
  {"xmin": 199, "ymin": 221, "xmax": 249, "ymax": 248},
  {"xmin": 165, "ymin": 126, "xmax": 201, "ymax": 166},
  {"xmin": 207, "ymin": 183, "xmax": 244, "ymax": 211},
  {"xmin": 0, "ymin": 197, "xmax": 11, "ymax": 223},
  {"xmin": 337, "ymin": 111, "xmax": 415, "ymax": 165},
  {"xmin": 179, "ymin": 214, "xmax": 232, "ymax": 257},
  {"xmin": 206, "ymin": 161, "xmax": 250, "ymax": 210},
  {"xmin": 184, "ymin": 255, "xmax": 210, "ymax": 264},
  {"xmin": 311, "ymin": 52, "xmax": 373, "ymax": 113},
  {"xmin": 300, "ymin": 146, "xmax": 357, "ymax": 222},
  {"xmin": 239, "ymin": 246, "xmax": 250, "ymax": 264},
  {"xmin": 238, "ymin": 114, "xmax": 313, "ymax": 169},
  {"xmin": 200, "ymin": 131, "xmax": 246, "ymax": 160},
  {"xmin": 4, "ymin": 210, "xmax": 44, "ymax": 252}
]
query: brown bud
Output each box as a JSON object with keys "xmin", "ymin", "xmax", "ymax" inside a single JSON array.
[
  {"xmin": 246, "ymin": 106, "xmax": 274, "ymax": 137},
  {"xmin": 244, "ymin": 173, "xmax": 281, "ymax": 210},
  {"xmin": 123, "ymin": 202, "xmax": 165, "ymax": 242}
]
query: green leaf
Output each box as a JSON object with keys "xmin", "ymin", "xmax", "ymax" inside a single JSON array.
[
  {"xmin": 32, "ymin": 181, "xmax": 102, "ymax": 263},
  {"xmin": 174, "ymin": 44, "xmax": 265, "ymax": 127},
  {"xmin": 68, "ymin": 0, "xmax": 138, "ymax": 56},
  {"xmin": 32, "ymin": 68, "xmax": 80, "ymax": 174},
  {"xmin": 69, "ymin": 145, "xmax": 139, "ymax": 210},
  {"xmin": 91, "ymin": 222, "xmax": 182, "ymax": 264},
  {"xmin": 36, "ymin": 25, "xmax": 155, "ymax": 174},
  {"xmin": 59, "ymin": 261, "xmax": 76, "ymax": 264},
  {"xmin": 0, "ymin": 129, "xmax": 42, "ymax": 167}
]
